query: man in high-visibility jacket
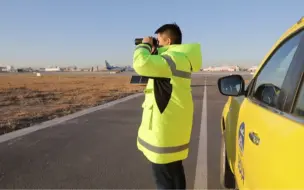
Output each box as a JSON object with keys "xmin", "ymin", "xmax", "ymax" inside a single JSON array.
[{"xmin": 133, "ymin": 23, "xmax": 202, "ymax": 189}]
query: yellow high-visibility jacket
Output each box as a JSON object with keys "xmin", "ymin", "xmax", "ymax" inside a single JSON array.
[{"xmin": 133, "ymin": 42, "xmax": 202, "ymax": 164}]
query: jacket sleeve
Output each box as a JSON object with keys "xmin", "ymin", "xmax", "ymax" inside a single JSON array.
[{"xmin": 133, "ymin": 43, "xmax": 172, "ymax": 78}]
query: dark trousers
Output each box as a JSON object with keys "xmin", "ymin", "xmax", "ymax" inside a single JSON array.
[{"xmin": 151, "ymin": 160, "xmax": 186, "ymax": 189}]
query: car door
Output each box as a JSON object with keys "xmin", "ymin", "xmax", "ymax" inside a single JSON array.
[{"xmin": 234, "ymin": 28, "xmax": 304, "ymax": 189}]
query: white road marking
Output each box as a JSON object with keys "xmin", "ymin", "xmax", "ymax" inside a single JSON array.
[
  {"xmin": 0, "ymin": 93, "xmax": 144, "ymax": 144},
  {"xmin": 194, "ymin": 77, "xmax": 208, "ymax": 189}
]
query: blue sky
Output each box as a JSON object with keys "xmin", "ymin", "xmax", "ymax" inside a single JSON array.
[{"xmin": 0, "ymin": 0, "xmax": 303, "ymax": 68}]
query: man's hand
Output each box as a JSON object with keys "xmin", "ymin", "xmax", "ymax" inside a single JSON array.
[{"xmin": 142, "ymin": 36, "xmax": 153, "ymax": 46}]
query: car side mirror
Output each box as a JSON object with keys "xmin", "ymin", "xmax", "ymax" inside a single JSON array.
[{"xmin": 217, "ymin": 75, "xmax": 245, "ymax": 96}]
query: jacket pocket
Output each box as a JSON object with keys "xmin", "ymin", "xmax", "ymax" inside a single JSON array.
[{"xmin": 141, "ymin": 102, "xmax": 153, "ymax": 130}]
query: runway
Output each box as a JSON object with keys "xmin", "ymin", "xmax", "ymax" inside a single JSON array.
[{"xmin": 0, "ymin": 73, "xmax": 252, "ymax": 189}]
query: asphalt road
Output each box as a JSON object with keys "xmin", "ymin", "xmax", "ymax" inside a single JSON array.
[{"xmin": 0, "ymin": 73, "xmax": 251, "ymax": 189}]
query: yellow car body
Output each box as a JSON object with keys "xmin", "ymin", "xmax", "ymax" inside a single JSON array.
[{"xmin": 219, "ymin": 17, "xmax": 304, "ymax": 189}]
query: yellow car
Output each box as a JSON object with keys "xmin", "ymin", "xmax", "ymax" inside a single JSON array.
[{"xmin": 218, "ymin": 16, "xmax": 304, "ymax": 189}]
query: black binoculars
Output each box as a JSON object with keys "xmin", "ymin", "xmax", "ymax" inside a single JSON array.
[{"xmin": 134, "ymin": 37, "xmax": 158, "ymax": 47}]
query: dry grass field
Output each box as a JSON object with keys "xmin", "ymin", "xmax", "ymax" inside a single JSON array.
[{"xmin": 0, "ymin": 73, "xmax": 145, "ymax": 135}]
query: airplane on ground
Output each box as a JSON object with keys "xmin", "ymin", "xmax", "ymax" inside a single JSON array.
[{"xmin": 105, "ymin": 60, "xmax": 126, "ymax": 72}]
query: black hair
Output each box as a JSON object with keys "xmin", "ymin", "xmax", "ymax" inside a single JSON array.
[{"xmin": 154, "ymin": 23, "xmax": 182, "ymax": 44}]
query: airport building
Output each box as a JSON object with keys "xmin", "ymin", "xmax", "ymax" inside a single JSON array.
[
  {"xmin": 44, "ymin": 66, "xmax": 62, "ymax": 72},
  {"xmin": 203, "ymin": 65, "xmax": 240, "ymax": 72},
  {"xmin": 0, "ymin": 65, "xmax": 14, "ymax": 72},
  {"xmin": 248, "ymin": 66, "xmax": 258, "ymax": 72}
]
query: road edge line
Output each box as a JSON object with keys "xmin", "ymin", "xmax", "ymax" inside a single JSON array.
[
  {"xmin": 194, "ymin": 77, "xmax": 208, "ymax": 189},
  {"xmin": 0, "ymin": 92, "xmax": 144, "ymax": 144}
]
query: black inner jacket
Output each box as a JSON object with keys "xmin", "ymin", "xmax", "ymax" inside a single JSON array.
[
  {"xmin": 141, "ymin": 43, "xmax": 172, "ymax": 114},
  {"xmin": 153, "ymin": 77, "xmax": 172, "ymax": 114}
]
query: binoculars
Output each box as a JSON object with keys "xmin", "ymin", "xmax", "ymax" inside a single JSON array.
[{"xmin": 134, "ymin": 37, "xmax": 158, "ymax": 47}]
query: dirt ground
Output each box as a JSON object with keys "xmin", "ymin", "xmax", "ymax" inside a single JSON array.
[{"xmin": 0, "ymin": 73, "xmax": 145, "ymax": 135}]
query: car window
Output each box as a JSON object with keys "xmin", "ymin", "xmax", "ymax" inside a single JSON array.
[
  {"xmin": 251, "ymin": 30, "xmax": 304, "ymax": 108},
  {"xmin": 293, "ymin": 81, "xmax": 304, "ymax": 118}
]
